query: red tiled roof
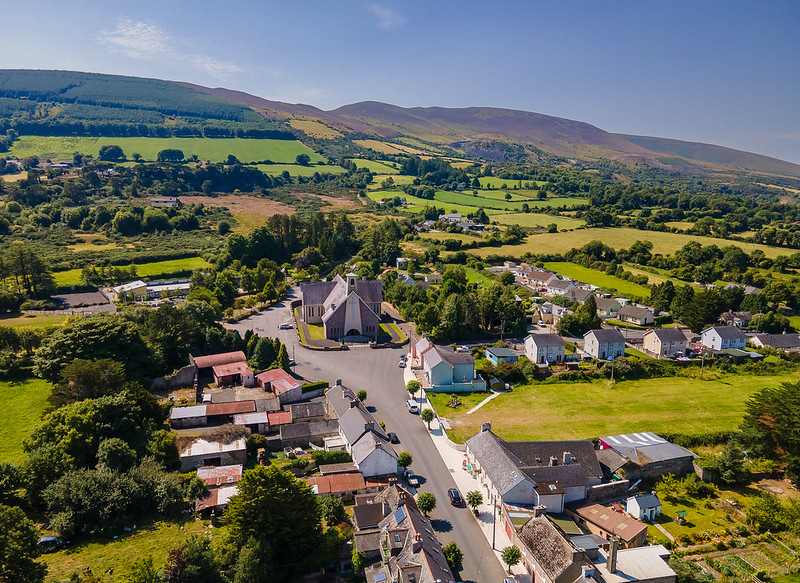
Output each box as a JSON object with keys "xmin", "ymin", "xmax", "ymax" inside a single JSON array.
[
  {"xmin": 257, "ymin": 368, "xmax": 300, "ymax": 395},
  {"xmin": 213, "ymin": 361, "xmax": 253, "ymax": 377},
  {"xmin": 307, "ymin": 472, "xmax": 366, "ymax": 494},
  {"xmin": 192, "ymin": 351, "xmax": 247, "ymax": 369},
  {"xmin": 267, "ymin": 411, "xmax": 292, "ymax": 425},
  {"xmin": 205, "ymin": 400, "xmax": 255, "ymax": 416}
]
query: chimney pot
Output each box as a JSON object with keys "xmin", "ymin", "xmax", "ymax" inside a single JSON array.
[
  {"xmin": 563, "ymin": 451, "xmax": 572, "ymax": 465},
  {"xmin": 549, "ymin": 456, "xmax": 558, "ymax": 466},
  {"xmin": 481, "ymin": 422, "xmax": 492, "ymax": 433}
]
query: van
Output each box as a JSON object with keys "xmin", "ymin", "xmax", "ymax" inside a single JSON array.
[{"xmin": 406, "ymin": 400, "xmax": 419, "ymax": 414}]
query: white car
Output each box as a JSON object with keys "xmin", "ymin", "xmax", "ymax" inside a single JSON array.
[
  {"xmin": 455, "ymin": 345, "xmax": 471, "ymax": 353},
  {"xmin": 278, "ymin": 323, "xmax": 293, "ymax": 330}
]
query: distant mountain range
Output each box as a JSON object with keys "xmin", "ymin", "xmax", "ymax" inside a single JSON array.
[{"xmin": 2, "ymin": 70, "xmax": 798, "ymax": 178}]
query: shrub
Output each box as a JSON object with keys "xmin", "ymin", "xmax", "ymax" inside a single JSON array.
[{"xmin": 310, "ymin": 450, "xmax": 352, "ymax": 465}]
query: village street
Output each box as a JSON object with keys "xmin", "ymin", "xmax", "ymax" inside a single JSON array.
[{"xmin": 227, "ymin": 294, "xmax": 510, "ymax": 583}]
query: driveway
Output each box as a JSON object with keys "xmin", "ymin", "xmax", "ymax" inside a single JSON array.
[{"xmin": 225, "ymin": 294, "xmax": 508, "ymax": 583}]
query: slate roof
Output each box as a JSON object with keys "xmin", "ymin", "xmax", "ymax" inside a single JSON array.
[
  {"xmin": 325, "ymin": 385, "xmax": 361, "ymax": 418},
  {"xmin": 319, "ymin": 462, "xmax": 359, "ymax": 475},
  {"xmin": 192, "ymin": 351, "xmax": 247, "ymax": 370},
  {"xmin": 618, "ymin": 305, "xmax": 654, "ymax": 319},
  {"xmin": 301, "ymin": 274, "xmax": 383, "ymax": 307},
  {"xmin": 351, "ymin": 436, "xmax": 397, "ymax": 467},
  {"xmin": 517, "ymin": 516, "xmax": 579, "ymax": 582},
  {"xmin": 353, "ymin": 501, "xmax": 390, "ymax": 529},
  {"xmin": 720, "ymin": 310, "xmax": 753, "ymax": 322},
  {"xmin": 486, "ymin": 347, "xmax": 517, "ymax": 358},
  {"xmin": 522, "ymin": 464, "xmax": 590, "ymax": 489},
  {"xmin": 436, "ymin": 347, "xmax": 475, "ymax": 366},
  {"xmin": 526, "ymin": 333, "xmax": 566, "ymax": 348},
  {"xmin": 646, "ymin": 328, "xmax": 687, "ymax": 342},
  {"xmin": 548, "ymin": 279, "xmax": 576, "ymax": 290},
  {"xmin": 289, "ymin": 401, "xmax": 326, "ymax": 419},
  {"xmin": 465, "ymin": 430, "xmax": 530, "ymax": 496},
  {"xmin": 703, "ymin": 325, "xmax": 746, "ymax": 340},
  {"xmin": 629, "ymin": 492, "xmax": 661, "ymax": 510},
  {"xmin": 754, "ymin": 333, "xmax": 800, "ymax": 349},
  {"xmin": 254, "ymin": 398, "xmax": 282, "ymax": 412},
  {"xmin": 584, "ymin": 328, "xmax": 626, "ymax": 344},
  {"xmin": 339, "ymin": 405, "xmax": 388, "ymax": 445},
  {"xmin": 504, "ymin": 440, "xmax": 603, "ymax": 479},
  {"xmin": 595, "ymin": 297, "xmax": 621, "ymax": 311},
  {"xmin": 596, "ymin": 448, "xmax": 627, "ymax": 474}
]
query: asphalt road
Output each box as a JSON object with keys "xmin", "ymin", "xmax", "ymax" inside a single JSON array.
[{"xmin": 226, "ymin": 292, "xmax": 507, "ymax": 583}]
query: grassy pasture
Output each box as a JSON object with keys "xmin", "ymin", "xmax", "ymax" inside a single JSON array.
[
  {"xmin": 543, "ymin": 261, "xmax": 652, "ymax": 296},
  {"xmin": 470, "ymin": 227, "xmax": 788, "ymax": 259},
  {"xmin": 493, "ymin": 213, "xmax": 585, "ymax": 230},
  {"xmin": 346, "ymin": 158, "xmax": 400, "ymax": 174},
  {"xmin": 255, "ymin": 163, "xmax": 346, "ymax": 177},
  {"xmin": 430, "ymin": 373, "xmax": 800, "ymax": 444},
  {"xmin": 367, "ymin": 175, "xmax": 417, "ymax": 189},
  {"xmin": 478, "ymin": 177, "xmax": 545, "ymax": 189},
  {"xmin": 0, "ymin": 378, "xmax": 52, "ymax": 464},
  {"xmin": 53, "ymin": 257, "xmax": 211, "ymax": 287},
  {"xmin": 0, "ymin": 312, "xmax": 68, "ymax": 329},
  {"xmin": 354, "ymin": 139, "xmax": 431, "ymax": 156},
  {"xmin": 287, "ymin": 118, "xmax": 343, "ymax": 139},
  {"xmin": 9, "ymin": 136, "xmax": 324, "ymax": 164}
]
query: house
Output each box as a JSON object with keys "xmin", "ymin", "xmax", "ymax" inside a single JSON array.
[
  {"xmin": 719, "ymin": 310, "xmax": 753, "ymax": 327},
  {"xmin": 485, "ymin": 346, "xmax": 518, "ymax": 365},
  {"xmin": 583, "ymin": 329, "xmax": 626, "ymax": 360},
  {"xmin": 642, "ymin": 329, "xmax": 687, "ymax": 358},
  {"xmin": 465, "ymin": 425, "xmax": 603, "ymax": 513},
  {"xmin": 422, "ymin": 345, "xmax": 486, "ymax": 392},
  {"xmin": 525, "ymin": 333, "xmax": 566, "ymax": 365},
  {"xmin": 212, "ymin": 361, "xmax": 254, "ymax": 387},
  {"xmin": 751, "ymin": 333, "xmax": 800, "ymax": 352},
  {"xmin": 565, "ymin": 288, "xmax": 594, "ymax": 303},
  {"xmin": 300, "ymin": 273, "xmax": 383, "ymax": 340},
  {"xmin": 598, "ymin": 432, "xmax": 697, "ymax": 480},
  {"xmin": 546, "ymin": 278, "xmax": 577, "ymax": 296},
  {"xmin": 179, "ymin": 437, "xmax": 247, "ymax": 472},
  {"xmin": 537, "ymin": 302, "xmax": 574, "ymax": 323},
  {"xmin": 701, "ymin": 325, "xmax": 746, "ymax": 351},
  {"xmin": 725, "ymin": 282, "xmax": 760, "ymax": 295},
  {"xmin": 410, "ymin": 335, "xmax": 435, "ymax": 366},
  {"xmin": 256, "ymin": 368, "xmax": 305, "ymax": 403},
  {"xmin": 617, "ymin": 305, "xmax": 655, "ymax": 326},
  {"xmin": 438, "ymin": 212, "xmax": 463, "ymax": 223},
  {"xmin": 111, "ymin": 280, "xmax": 148, "ymax": 302},
  {"xmin": 517, "ymin": 516, "xmax": 586, "ymax": 583},
  {"xmin": 568, "ymin": 504, "xmax": 648, "ymax": 548},
  {"xmin": 354, "ymin": 485, "xmax": 456, "ymax": 583},
  {"xmin": 395, "ymin": 257, "xmax": 409, "ymax": 270},
  {"xmin": 423, "ymin": 273, "xmax": 442, "ymax": 285},
  {"xmin": 595, "ymin": 297, "xmax": 622, "ymax": 317},
  {"xmin": 627, "ymin": 493, "xmax": 662, "ymax": 522},
  {"xmin": 170, "ymin": 404, "xmax": 207, "ymax": 428}
]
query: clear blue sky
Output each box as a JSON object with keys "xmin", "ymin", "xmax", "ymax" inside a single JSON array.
[{"xmin": 5, "ymin": 1, "xmax": 800, "ymax": 163}]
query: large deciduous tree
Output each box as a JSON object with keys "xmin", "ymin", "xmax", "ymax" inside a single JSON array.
[{"xmin": 0, "ymin": 504, "xmax": 46, "ymax": 583}]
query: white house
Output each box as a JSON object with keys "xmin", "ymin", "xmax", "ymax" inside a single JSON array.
[
  {"xmin": 525, "ymin": 333, "xmax": 566, "ymax": 364},
  {"xmin": 583, "ymin": 329, "xmax": 626, "ymax": 359},
  {"xmin": 643, "ymin": 328, "xmax": 687, "ymax": 358},
  {"xmin": 617, "ymin": 305, "xmax": 656, "ymax": 326},
  {"xmin": 546, "ymin": 278, "xmax": 577, "ymax": 296},
  {"xmin": 595, "ymin": 297, "xmax": 622, "ymax": 317},
  {"xmin": 627, "ymin": 493, "xmax": 662, "ymax": 522},
  {"xmin": 701, "ymin": 326, "xmax": 746, "ymax": 351}
]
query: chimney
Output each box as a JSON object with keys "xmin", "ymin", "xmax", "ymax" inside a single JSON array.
[
  {"xmin": 549, "ymin": 456, "xmax": 558, "ymax": 466},
  {"xmin": 365, "ymin": 421, "xmax": 374, "ymax": 432},
  {"xmin": 609, "ymin": 537, "xmax": 618, "ymax": 573},
  {"xmin": 349, "ymin": 400, "xmax": 358, "ymax": 408},
  {"xmin": 481, "ymin": 422, "xmax": 492, "ymax": 433},
  {"xmin": 412, "ymin": 535, "xmax": 423, "ymax": 553},
  {"xmin": 563, "ymin": 451, "xmax": 572, "ymax": 465},
  {"xmin": 335, "ymin": 378, "xmax": 343, "ymax": 386},
  {"xmin": 532, "ymin": 505, "xmax": 547, "ymax": 517}
]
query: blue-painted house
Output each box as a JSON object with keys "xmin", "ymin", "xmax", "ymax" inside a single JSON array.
[
  {"xmin": 423, "ymin": 345, "xmax": 486, "ymax": 392},
  {"xmin": 485, "ymin": 347, "xmax": 518, "ymax": 365}
]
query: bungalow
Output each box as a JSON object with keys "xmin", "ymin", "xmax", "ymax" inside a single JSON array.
[
  {"xmin": 485, "ymin": 346, "xmax": 518, "ymax": 365},
  {"xmin": 595, "ymin": 297, "xmax": 622, "ymax": 317},
  {"xmin": 701, "ymin": 325, "xmax": 746, "ymax": 351},
  {"xmin": 179, "ymin": 437, "xmax": 247, "ymax": 472},
  {"xmin": 627, "ymin": 493, "xmax": 662, "ymax": 522},
  {"xmin": 617, "ymin": 305, "xmax": 655, "ymax": 326},
  {"xmin": 564, "ymin": 288, "xmax": 594, "ymax": 303},
  {"xmin": 546, "ymin": 278, "xmax": 577, "ymax": 296},
  {"xmin": 642, "ymin": 328, "xmax": 687, "ymax": 358},
  {"xmin": 438, "ymin": 212, "xmax": 463, "ymax": 223},
  {"xmin": 583, "ymin": 329, "xmax": 626, "ymax": 360},
  {"xmin": 423, "ymin": 345, "xmax": 486, "ymax": 392},
  {"xmin": 524, "ymin": 333, "xmax": 566, "ymax": 365},
  {"xmin": 725, "ymin": 282, "xmax": 760, "ymax": 295},
  {"xmin": 423, "ymin": 273, "xmax": 442, "ymax": 284},
  {"xmin": 751, "ymin": 333, "xmax": 800, "ymax": 352},
  {"xmin": 719, "ymin": 310, "xmax": 753, "ymax": 327}
]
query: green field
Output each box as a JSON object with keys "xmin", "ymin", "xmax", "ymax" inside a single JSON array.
[
  {"xmin": 543, "ymin": 261, "xmax": 652, "ymax": 296},
  {"xmin": 493, "ymin": 213, "xmax": 585, "ymax": 230},
  {"xmin": 346, "ymin": 158, "xmax": 400, "ymax": 174},
  {"xmin": 476, "ymin": 177, "xmax": 546, "ymax": 189},
  {"xmin": 429, "ymin": 373, "xmax": 800, "ymax": 444},
  {"xmin": 367, "ymin": 175, "xmax": 417, "ymax": 190},
  {"xmin": 0, "ymin": 312, "xmax": 68, "ymax": 329},
  {"xmin": 0, "ymin": 379, "xmax": 52, "ymax": 464},
  {"xmin": 42, "ymin": 517, "xmax": 219, "ymax": 582},
  {"xmin": 9, "ymin": 136, "xmax": 324, "ymax": 164},
  {"xmin": 54, "ymin": 257, "xmax": 211, "ymax": 287},
  {"xmin": 470, "ymin": 227, "xmax": 788, "ymax": 259},
  {"xmin": 256, "ymin": 163, "xmax": 346, "ymax": 176}
]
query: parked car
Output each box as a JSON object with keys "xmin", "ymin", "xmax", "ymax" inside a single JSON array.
[
  {"xmin": 38, "ymin": 536, "xmax": 69, "ymax": 552},
  {"xmin": 278, "ymin": 323, "xmax": 293, "ymax": 330},
  {"xmin": 398, "ymin": 358, "xmax": 406, "ymax": 368},
  {"xmin": 288, "ymin": 358, "xmax": 296, "ymax": 366},
  {"xmin": 448, "ymin": 488, "xmax": 463, "ymax": 507},
  {"xmin": 455, "ymin": 345, "xmax": 471, "ymax": 353},
  {"xmin": 404, "ymin": 469, "xmax": 420, "ymax": 488},
  {"xmin": 387, "ymin": 432, "xmax": 399, "ymax": 444}
]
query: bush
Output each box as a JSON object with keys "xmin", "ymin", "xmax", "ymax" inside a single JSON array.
[
  {"xmin": 311, "ymin": 450, "xmax": 352, "ymax": 465},
  {"xmin": 302, "ymin": 381, "xmax": 328, "ymax": 393}
]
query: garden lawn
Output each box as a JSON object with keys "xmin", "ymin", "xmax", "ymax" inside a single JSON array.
[
  {"xmin": 0, "ymin": 379, "xmax": 52, "ymax": 464},
  {"xmin": 0, "ymin": 312, "xmax": 68, "ymax": 329},
  {"xmin": 543, "ymin": 261, "xmax": 652, "ymax": 296},
  {"xmin": 53, "ymin": 257, "xmax": 211, "ymax": 287},
  {"xmin": 471, "ymin": 228, "xmax": 787, "ymax": 259},
  {"xmin": 41, "ymin": 517, "xmax": 220, "ymax": 582},
  {"xmin": 429, "ymin": 373, "xmax": 800, "ymax": 444},
  {"xmin": 9, "ymin": 136, "xmax": 324, "ymax": 164}
]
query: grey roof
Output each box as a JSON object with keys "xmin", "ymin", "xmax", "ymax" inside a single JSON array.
[
  {"xmin": 568, "ymin": 288, "xmax": 593, "ymax": 301},
  {"xmin": 517, "ymin": 516, "xmax": 579, "ymax": 582},
  {"xmin": 596, "ymin": 448, "xmax": 627, "ymax": 474},
  {"xmin": 725, "ymin": 283, "xmax": 760, "ymax": 295},
  {"xmin": 720, "ymin": 311, "xmax": 753, "ymax": 322},
  {"xmin": 465, "ymin": 430, "xmax": 529, "ymax": 495},
  {"xmin": 436, "ymin": 347, "xmax": 475, "ymax": 366},
  {"xmin": 300, "ymin": 280, "xmax": 338, "ymax": 305},
  {"xmin": 486, "ymin": 347, "xmax": 517, "ymax": 358},
  {"xmin": 504, "ymin": 440, "xmax": 603, "ymax": 479},
  {"xmin": 319, "ymin": 462, "xmax": 358, "ymax": 475},
  {"xmin": 254, "ymin": 398, "xmax": 282, "ymax": 413},
  {"xmin": 595, "ymin": 297, "xmax": 620, "ymax": 310},
  {"xmin": 280, "ymin": 419, "xmax": 338, "ymax": 441},
  {"xmin": 703, "ymin": 325, "xmax": 746, "ymax": 340},
  {"xmin": 618, "ymin": 305, "xmax": 654, "ymax": 319},
  {"xmin": 548, "ymin": 279, "xmax": 575, "ymax": 290},
  {"xmin": 351, "ymin": 436, "xmax": 397, "ymax": 467},
  {"xmin": 339, "ymin": 406, "xmax": 387, "ymax": 445},
  {"xmin": 326, "ymin": 385, "xmax": 361, "ymax": 418},
  {"xmin": 646, "ymin": 328, "xmax": 687, "ymax": 342},
  {"xmin": 353, "ymin": 502, "xmax": 390, "ymax": 530},
  {"xmin": 584, "ymin": 328, "xmax": 626, "ymax": 343},
  {"xmin": 522, "ymin": 464, "xmax": 589, "ymax": 489},
  {"xmin": 754, "ymin": 333, "xmax": 800, "ymax": 349},
  {"xmin": 629, "ymin": 492, "xmax": 661, "ymax": 509},
  {"xmin": 302, "ymin": 274, "xmax": 383, "ymax": 310},
  {"xmin": 600, "ymin": 432, "xmax": 696, "ymax": 464},
  {"xmin": 170, "ymin": 405, "xmax": 207, "ymax": 420},
  {"xmin": 526, "ymin": 333, "xmax": 566, "ymax": 348},
  {"xmin": 289, "ymin": 401, "xmax": 326, "ymax": 419}
]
